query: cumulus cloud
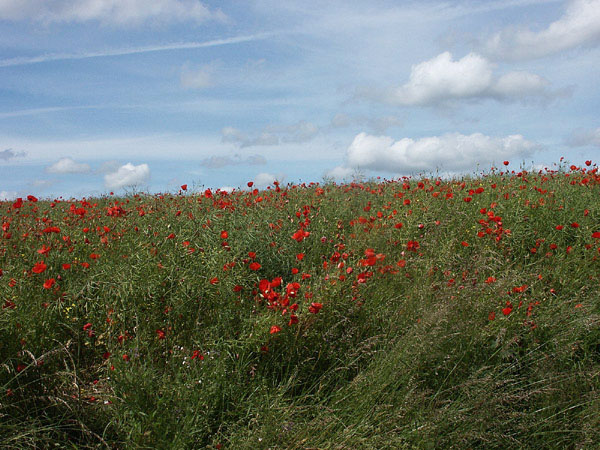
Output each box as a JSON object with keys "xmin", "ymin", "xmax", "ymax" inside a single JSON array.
[
  {"xmin": 104, "ymin": 163, "xmax": 150, "ymax": 190},
  {"xmin": 45, "ymin": 157, "xmax": 91, "ymax": 174},
  {"xmin": 0, "ymin": 148, "xmax": 26, "ymax": 161},
  {"xmin": 0, "ymin": 0, "xmax": 224, "ymax": 25},
  {"xmin": 484, "ymin": 0, "xmax": 600, "ymax": 60},
  {"xmin": 180, "ymin": 62, "xmax": 215, "ymax": 89},
  {"xmin": 381, "ymin": 52, "xmax": 560, "ymax": 106},
  {"xmin": 567, "ymin": 126, "xmax": 600, "ymax": 147},
  {"xmin": 200, "ymin": 153, "xmax": 267, "ymax": 169},
  {"xmin": 254, "ymin": 172, "xmax": 284, "ymax": 189},
  {"xmin": 340, "ymin": 131, "xmax": 538, "ymax": 174},
  {"xmin": 324, "ymin": 165, "xmax": 356, "ymax": 181}
]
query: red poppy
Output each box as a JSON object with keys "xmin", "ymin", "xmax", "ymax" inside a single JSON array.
[
  {"xmin": 210, "ymin": 277, "xmax": 219, "ymax": 285},
  {"xmin": 502, "ymin": 302, "xmax": 513, "ymax": 316},
  {"xmin": 488, "ymin": 311, "xmax": 496, "ymax": 321},
  {"xmin": 288, "ymin": 315, "xmax": 299, "ymax": 326},
  {"xmin": 37, "ymin": 245, "xmax": 51, "ymax": 255},
  {"xmin": 292, "ymin": 229, "xmax": 310, "ymax": 242},
  {"xmin": 220, "ymin": 231, "xmax": 228, "ymax": 239},
  {"xmin": 89, "ymin": 253, "xmax": 100, "ymax": 260},
  {"xmin": 592, "ymin": 232, "xmax": 600, "ymax": 239},
  {"xmin": 156, "ymin": 329, "xmax": 166, "ymax": 339},
  {"xmin": 43, "ymin": 278, "xmax": 56, "ymax": 289},
  {"xmin": 308, "ymin": 302, "xmax": 323, "ymax": 314},
  {"xmin": 249, "ymin": 262, "xmax": 261, "ymax": 271},
  {"xmin": 32, "ymin": 261, "xmax": 47, "ymax": 274},
  {"xmin": 503, "ymin": 161, "xmax": 509, "ymax": 165},
  {"xmin": 270, "ymin": 325, "xmax": 281, "ymax": 334},
  {"xmin": 571, "ymin": 222, "xmax": 579, "ymax": 228},
  {"xmin": 62, "ymin": 263, "xmax": 71, "ymax": 270},
  {"xmin": 83, "ymin": 323, "xmax": 93, "ymax": 331},
  {"xmin": 296, "ymin": 253, "xmax": 305, "ymax": 261},
  {"xmin": 181, "ymin": 184, "xmax": 187, "ymax": 191}
]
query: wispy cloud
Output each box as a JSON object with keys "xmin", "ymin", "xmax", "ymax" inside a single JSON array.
[
  {"xmin": 0, "ymin": 0, "xmax": 224, "ymax": 26},
  {"xmin": 483, "ymin": 0, "xmax": 600, "ymax": 60},
  {"xmin": 0, "ymin": 32, "xmax": 277, "ymax": 68}
]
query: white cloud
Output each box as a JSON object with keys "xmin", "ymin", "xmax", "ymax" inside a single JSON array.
[
  {"xmin": 567, "ymin": 126, "xmax": 600, "ymax": 147},
  {"xmin": 484, "ymin": 0, "xmax": 600, "ymax": 60},
  {"xmin": 384, "ymin": 52, "xmax": 558, "ymax": 106},
  {"xmin": 45, "ymin": 157, "xmax": 91, "ymax": 174},
  {"xmin": 104, "ymin": 163, "xmax": 150, "ymax": 190},
  {"xmin": 0, "ymin": 0, "xmax": 224, "ymax": 26},
  {"xmin": 325, "ymin": 165, "xmax": 355, "ymax": 181},
  {"xmin": 342, "ymin": 131, "xmax": 538, "ymax": 173},
  {"xmin": 0, "ymin": 190, "xmax": 18, "ymax": 201},
  {"xmin": 254, "ymin": 172, "xmax": 284, "ymax": 189},
  {"xmin": 180, "ymin": 62, "xmax": 215, "ymax": 90}
]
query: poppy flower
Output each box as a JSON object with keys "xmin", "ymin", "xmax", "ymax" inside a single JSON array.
[
  {"xmin": 210, "ymin": 277, "xmax": 219, "ymax": 285},
  {"xmin": 502, "ymin": 302, "xmax": 513, "ymax": 316},
  {"xmin": 503, "ymin": 161, "xmax": 509, "ymax": 166},
  {"xmin": 181, "ymin": 184, "xmax": 187, "ymax": 191},
  {"xmin": 156, "ymin": 329, "xmax": 166, "ymax": 339},
  {"xmin": 269, "ymin": 325, "xmax": 281, "ymax": 334},
  {"xmin": 592, "ymin": 232, "xmax": 600, "ymax": 239},
  {"xmin": 32, "ymin": 261, "xmax": 47, "ymax": 274},
  {"xmin": 249, "ymin": 262, "xmax": 261, "ymax": 271},
  {"xmin": 37, "ymin": 245, "xmax": 51, "ymax": 255},
  {"xmin": 83, "ymin": 323, "xmax": 93, "ymax": 331},
  {"xmin": 43, "ymin": 278, "xmax": 56, "ymax": 289},
  {"xmin": 308, "ymin": 302, "xmax": 323, "ymax": 314},
  {"xmin": 220, "ymin": 231, "xmax": 228, "ymax": 239}
]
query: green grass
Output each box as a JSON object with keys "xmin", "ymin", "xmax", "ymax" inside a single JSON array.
[{"xmin": 1, "ymin": 163, "xmax": 599, "ymax": 448}]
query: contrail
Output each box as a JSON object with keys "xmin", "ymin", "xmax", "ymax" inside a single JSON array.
[{"xmin": 0, "ymin": 32, "xmax": 275, "ymax": 68}]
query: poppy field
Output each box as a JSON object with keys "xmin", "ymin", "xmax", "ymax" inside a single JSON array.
[{"xmin": 1, "ymin": 161, "xmax": 600, "ymax": 448}]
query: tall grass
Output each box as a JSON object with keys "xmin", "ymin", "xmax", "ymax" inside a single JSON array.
[{"xmin": 1, "ymin": 163, "xmax": 599, "ymax": 448}]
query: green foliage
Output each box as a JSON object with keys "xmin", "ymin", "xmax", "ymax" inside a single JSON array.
[{"xmin": 1, "ymin": 165, "xmax": 600, "ymax": 448}]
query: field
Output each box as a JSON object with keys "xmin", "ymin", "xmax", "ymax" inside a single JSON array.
[{"xmin": 1, "ymin": 161, "xmax": 599, "ymax": 449}]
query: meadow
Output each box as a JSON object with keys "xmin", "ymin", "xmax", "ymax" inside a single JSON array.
[{"xmin": 1, "ymin": 161, "xmax": 599, "ymax": 449}]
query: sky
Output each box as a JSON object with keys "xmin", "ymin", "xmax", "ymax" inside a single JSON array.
[{"xmin": 1, "ymin": 0, "xmax": 599, "ymax": 199}]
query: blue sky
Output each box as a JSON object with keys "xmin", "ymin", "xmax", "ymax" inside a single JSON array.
[{"xmin": 1, "ymin": 0, "xmax": 599, "ymax": 199}]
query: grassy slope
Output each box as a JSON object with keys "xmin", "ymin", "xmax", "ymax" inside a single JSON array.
[{"xmin": 1, "ymin": 164, "xmax": 599, "ymax": 449}]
